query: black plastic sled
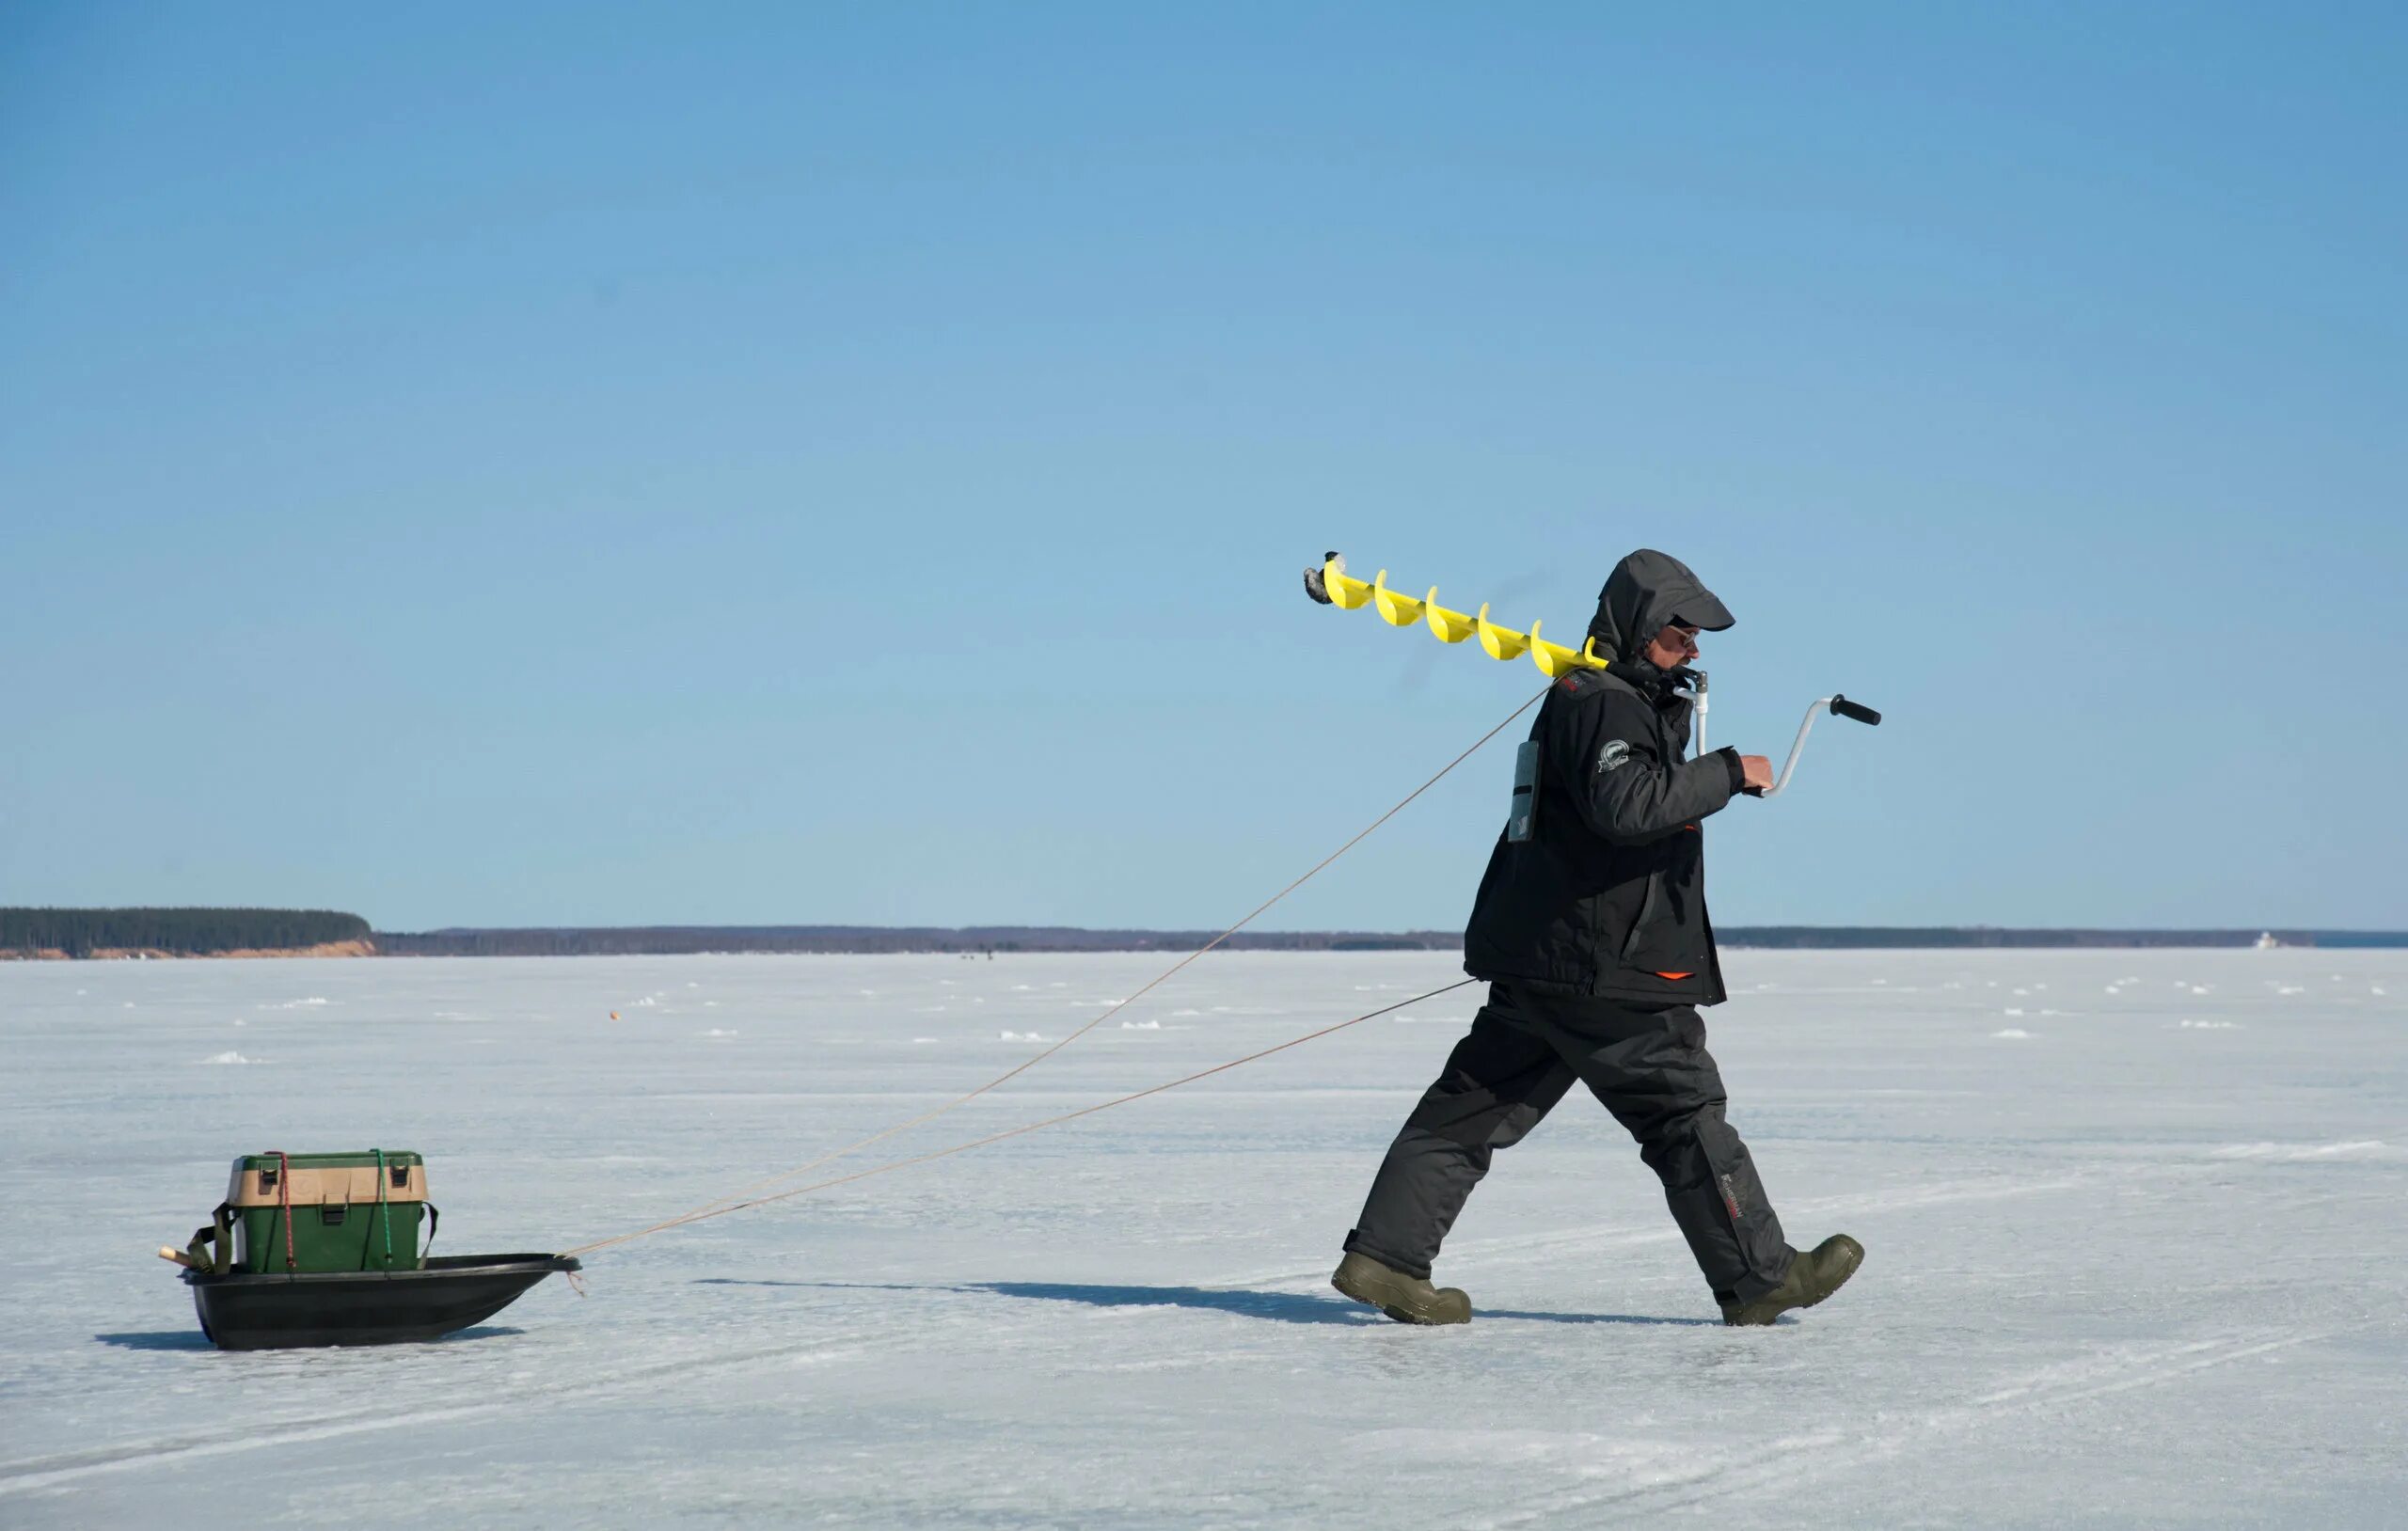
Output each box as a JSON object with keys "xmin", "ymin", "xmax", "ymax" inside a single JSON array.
[{"xmin": 183, "ymin": 1254, "xmax": 580, "ymax": 1350}]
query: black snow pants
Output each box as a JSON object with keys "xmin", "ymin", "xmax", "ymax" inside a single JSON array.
[{"xmin": 1343, "ymin": 983, "xmax": 1793, "ymax": 1302}]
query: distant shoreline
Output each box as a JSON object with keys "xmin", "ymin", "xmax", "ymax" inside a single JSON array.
[
  {"xmin": 0, "ymin": 940, "xmax": 373, "ymax": 961},
  {"xmin": 9, "ymin": 908, "xmax": 2405, "ymax": 959},
  {"xmin": 1, "ymin": 908, "xmax": 372, "ymax": 961},
  {"xmin": 368, "ymin": 925, "xmax": 2408, "ymax": 955}
]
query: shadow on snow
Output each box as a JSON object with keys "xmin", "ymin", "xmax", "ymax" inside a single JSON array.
[
  {"xmin": 93, "ymin": 1330, "xmax": 216, "ymax": 1351},
  {"xmin": 694, "ymin": 1279, "xmax": 1717, "ymax": 1328},
  {"xmin": 91, "ymin": 1325, "xmax": 524, "ymax": 1350}
]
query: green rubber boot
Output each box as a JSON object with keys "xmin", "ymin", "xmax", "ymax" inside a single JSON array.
[
  {"xmin": 1332, "ymin": 1252, "xmax": 1472, "ymax": 1326},
  {"xmin": 1719, "ymin": 1235, "xmax": 1864, "ymax": 1326}
]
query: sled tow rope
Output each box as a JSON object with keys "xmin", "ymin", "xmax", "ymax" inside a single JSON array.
[
  {"xmin": 560, "ymin": 689, "xmax": 1543, "ymax": 1259},
  {"xmin": 562, "ymin": 977, "xmax": 1480, "ymax": 1255}
]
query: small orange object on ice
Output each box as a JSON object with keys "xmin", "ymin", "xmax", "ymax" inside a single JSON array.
[{"xmin": 609, "ymin": 1010, "xmax": 621, "ymax": 1020}]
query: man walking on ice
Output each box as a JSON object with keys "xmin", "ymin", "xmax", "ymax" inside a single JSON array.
[{"xmin": 1333, "ymin": 549, "xmax": 1862, "ymax": 1327}]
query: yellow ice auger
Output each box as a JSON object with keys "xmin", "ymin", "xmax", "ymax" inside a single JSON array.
[
  {"xmin": 1301, "ymin": 550, "xmax": 1885, "ymax": 776},
  {"xmin": 1300, "ymin": 552, "xmax": 1609, "ymax": 678}
]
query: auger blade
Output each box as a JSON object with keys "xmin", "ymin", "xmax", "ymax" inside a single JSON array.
[
  {"xmin": 1424, "ymin": 590, "xmax": 1477, "ymax": 644},
  {"xmin": 1475, "ymin": 604, "xmax": 1529, "ymax": 661},
  {"xmin": 1370, "ymin": 570, "xmax": 1424, "ymax": 626}
]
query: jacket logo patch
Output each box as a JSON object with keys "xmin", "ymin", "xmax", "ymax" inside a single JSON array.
[{"xmin": 1595, "ymin": 739, "xmax": 1632, "ymax": 774}]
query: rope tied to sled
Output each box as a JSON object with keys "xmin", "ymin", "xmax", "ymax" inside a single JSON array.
[
  {"xmin": 373, "ymin": 1146, "xmax": 393, "ymax": 1270},
  {"xmin": 558, "ymin": 688, "xmax": 1545, "ymax": 1260},
  {"xmin": 271, "ymin": 1148, "xmax": 293, "ymax": 1271}
]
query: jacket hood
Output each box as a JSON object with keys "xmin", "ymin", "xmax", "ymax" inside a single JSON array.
[{"xmin": 1584, "ymin": 549, "xmax": 1735, "ymax": 663}]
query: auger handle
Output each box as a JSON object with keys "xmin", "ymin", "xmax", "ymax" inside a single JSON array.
[{"xmin": 1756, "ymin": 693, "xmax": 1881, "ymax": 798}]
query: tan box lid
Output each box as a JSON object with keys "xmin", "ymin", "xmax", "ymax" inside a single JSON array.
[{"xmin": 226, "ymin": 1160, "xmax": 429, "ymax": 1207}]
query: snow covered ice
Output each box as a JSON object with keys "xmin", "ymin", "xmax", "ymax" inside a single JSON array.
[{"xmin": 3, "ymin": 950, "xmax": 2403, "ymax": 1526}]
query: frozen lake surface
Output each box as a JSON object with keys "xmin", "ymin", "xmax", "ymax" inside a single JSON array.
[{"xmin": 2, "ymin": 950, "xmax": 2402, "ymax": 1527}]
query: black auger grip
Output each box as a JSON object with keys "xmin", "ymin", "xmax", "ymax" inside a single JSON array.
[{"xmin": 1829, "ymin": 695, "xmax": 1881, "ymax": 726}]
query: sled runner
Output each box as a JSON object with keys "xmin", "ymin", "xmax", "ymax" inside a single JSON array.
[{"xmin": 180, "ymin": 1254, "xmax": 580, "ymax": 1350}]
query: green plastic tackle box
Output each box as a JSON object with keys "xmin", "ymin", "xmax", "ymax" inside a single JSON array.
[{"xmin": 226, "ymin": 1151, "xmax": 432, "ymax": 1273}]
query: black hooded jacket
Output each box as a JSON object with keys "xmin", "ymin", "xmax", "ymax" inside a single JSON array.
[{"xmin": 1462, "ymin": 550, "xmax": 1747, "ymax": 1006}]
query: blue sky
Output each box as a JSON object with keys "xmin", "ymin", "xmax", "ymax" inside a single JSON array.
[{"xmin": 3, "ymin": 4, "xmax": 2401, "ymax": 931}]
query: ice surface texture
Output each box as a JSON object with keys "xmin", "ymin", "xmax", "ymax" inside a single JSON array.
[{"xmin": 2, "ymin": 951, "xmax": 2402, "ymax": 1527}]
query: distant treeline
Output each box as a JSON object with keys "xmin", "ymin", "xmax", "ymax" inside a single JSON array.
[
  {"xmin": 0, "ymin": 908, "xmax": 371, "ymax": 957},
  {"xmin": 372, "ymin": 925, "xmax": 1463, "ymax": 956},
  {"xmin": 370, "ymin": 923, "xmax": 2408, "ymax": 955},
  {"xmin": 1724, "ymin": 927, "xmax": 2401, "ymax": 949},
  {"xmin": 9, "ymin": 913, "xmax": 2397, "ymax": 960}
]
